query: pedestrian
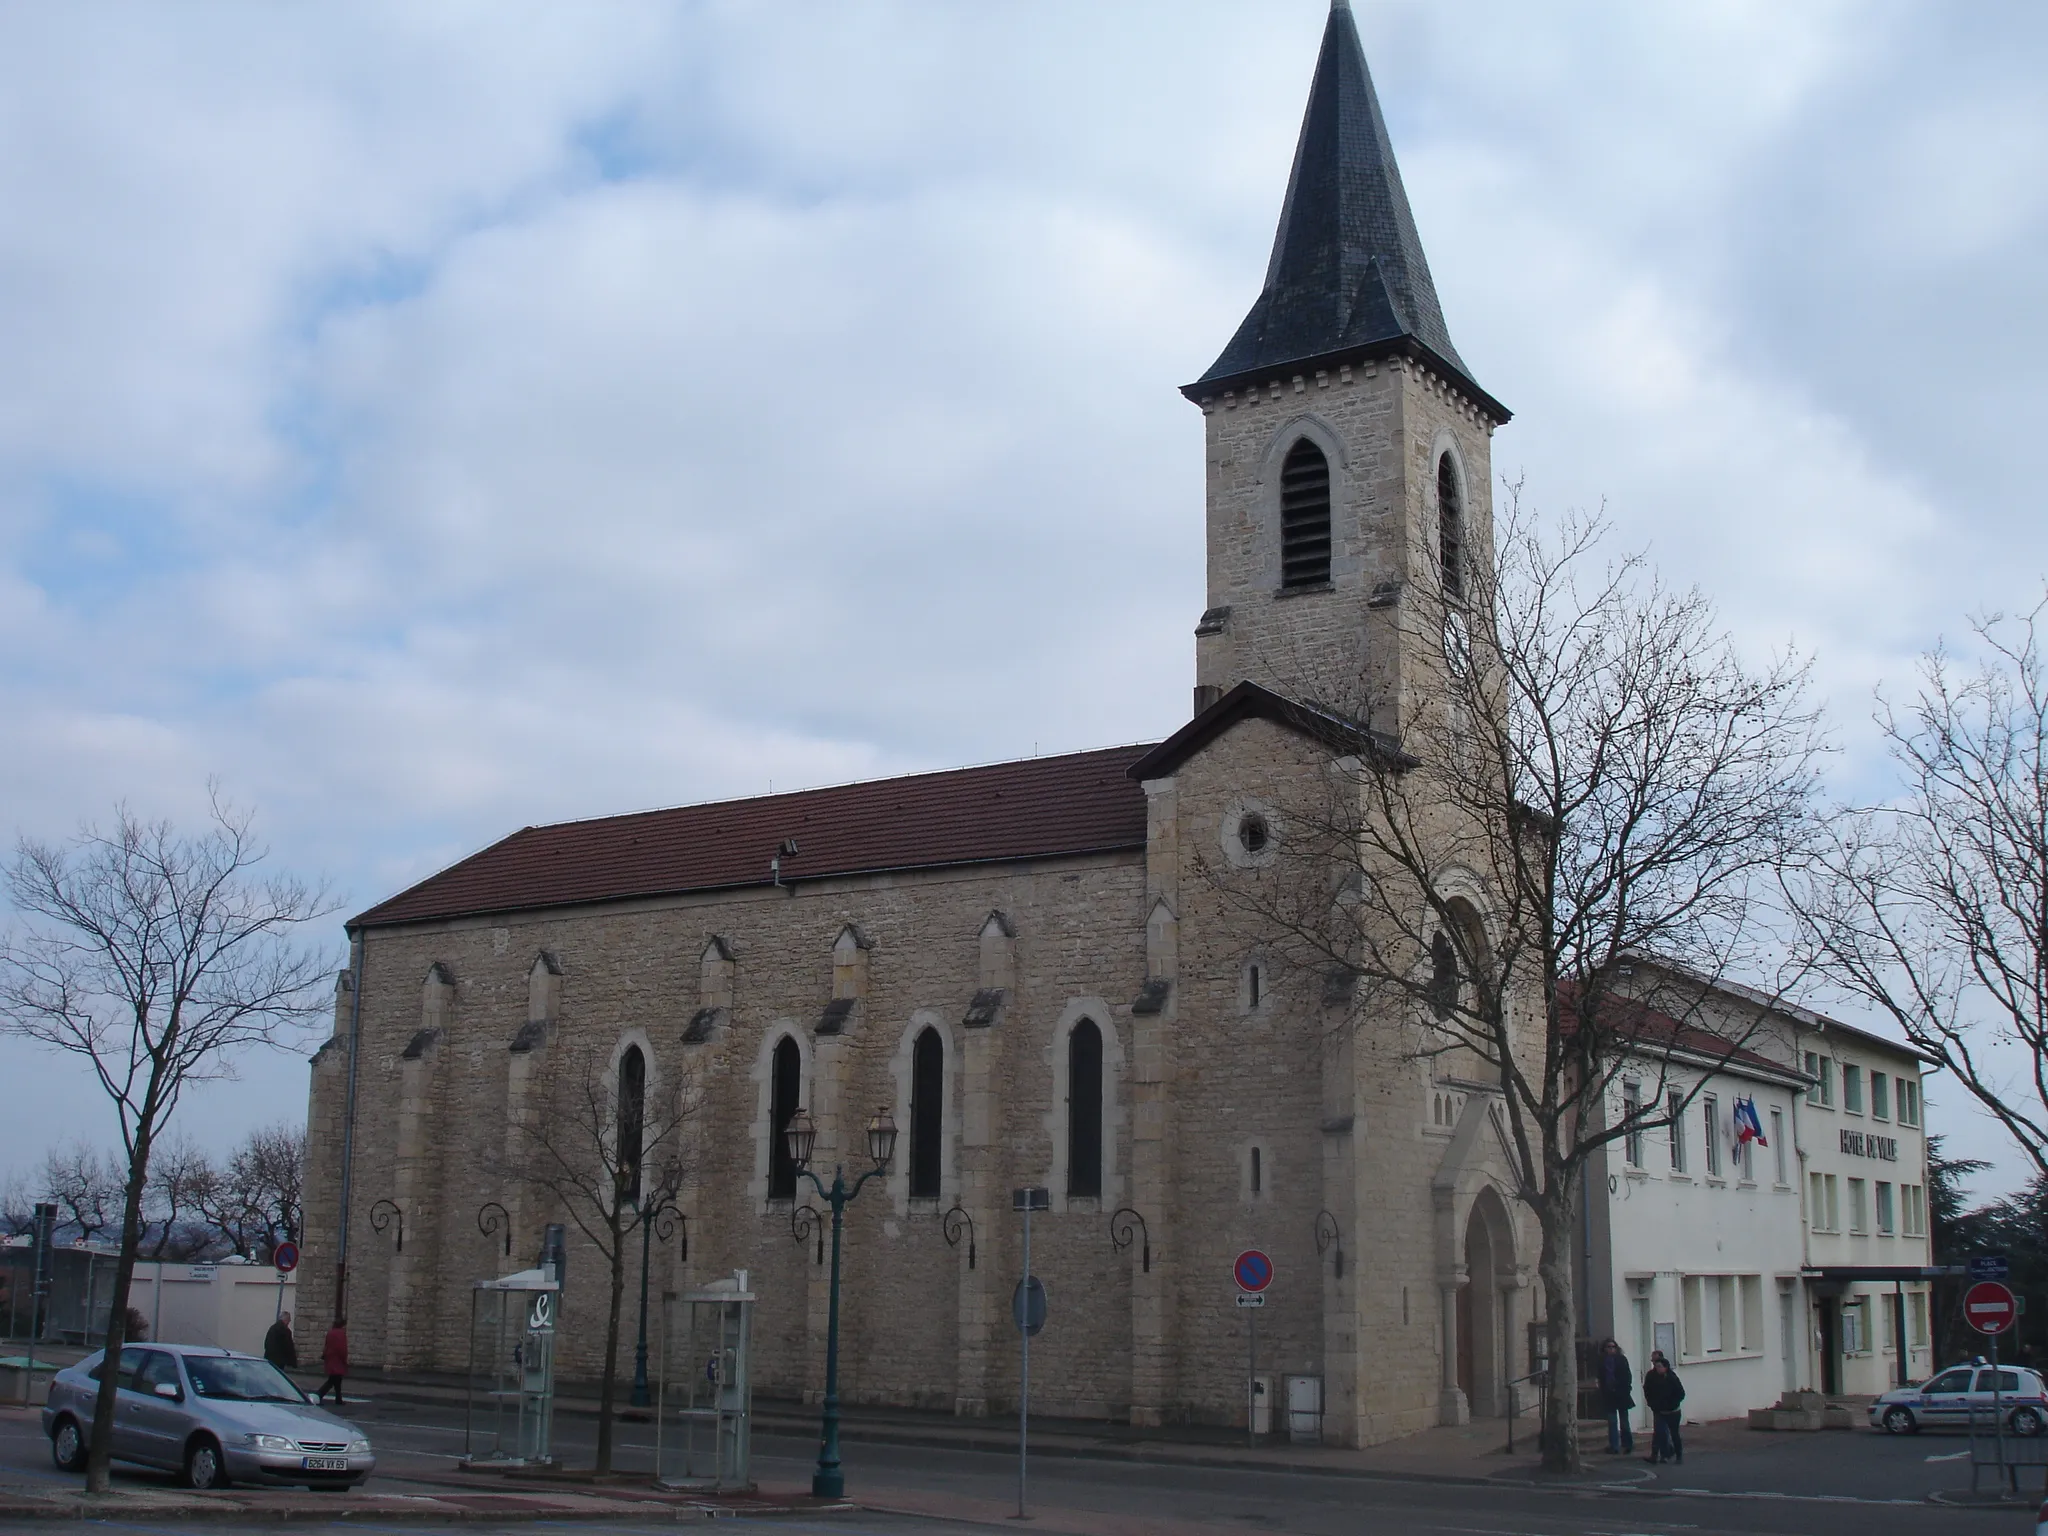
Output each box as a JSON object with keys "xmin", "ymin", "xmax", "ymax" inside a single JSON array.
[
  {"xmin": 1643, "ymin": 1351, "xmax": 1685, "ymax": 1465},
  {"xmin": 1596, "ymin": 1338, "xmax": 1635, "ymax": 1453},
  {"xmin": 317, "ymin": 1317, "xmax": 349, "ymax": 1406},
  {"xmin": 264, "ymin": 1309, "xmax": 298, "ymax": 1374}
]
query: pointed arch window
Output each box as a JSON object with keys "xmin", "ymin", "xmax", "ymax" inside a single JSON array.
[
  {"xmin": 768, "ymin": 1036, "xmax": 802, "ymax": 1200},
  {"xmin": 1280, "ymin": 439, "xmax": 1332, "ymax": 589},
  {"xmin": 1437, "ymin": 452, "xmax": 1464, "ymax": 598},
  {"xmin": 909, "ymin": 1027, "xmax": 944, "ymax": 1199},
  {"xmin": 1428, "ymin": 931, "xmax": 1459, "ymax": 1019},
  {"xmin": 1067, "ymin": 1019, "xmax": 1104, "ymax": 1198},
  {"xmin": 618, "ymin": 1044, "xmax": 646, "ymax": 1204}
]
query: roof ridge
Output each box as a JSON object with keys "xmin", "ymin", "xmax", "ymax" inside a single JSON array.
[
  {"xmin": 498, "ymin": 739, "xmax": 1163, "ymax": 838},
  {"xmin": 348, "ymin": 739, "xmax": 1160, "ymax": 931}
]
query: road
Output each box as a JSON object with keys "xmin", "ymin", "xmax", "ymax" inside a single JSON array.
[{"xmin": 0, "ymin": 1392, "xmax": 2021, "ymax": 1536}]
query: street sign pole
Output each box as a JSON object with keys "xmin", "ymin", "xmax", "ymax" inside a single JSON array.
[
  {"xmin": 1992, "ymin": 1320, "xmax": 2005, "ymax": 1484},
  {"xmin": 1231, "ymin": 1250, "xmax": 1274, "ymax": 1447},
  {"xmin": 1247, "ymin": 1306, "xmax": 1257, "ymax": 1448},
  {"xmin": 273, "ymin": 1240, "xmax": 301, "ymax": 1324},
  {"xmin": 1011, "ymin": 1186, "xmax": 1048, "ymax": 1520}
]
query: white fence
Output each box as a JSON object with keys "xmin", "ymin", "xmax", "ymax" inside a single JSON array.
[{"xmin": 129, "ymin": 1261, "xmax": 298, "ymax": 1357}]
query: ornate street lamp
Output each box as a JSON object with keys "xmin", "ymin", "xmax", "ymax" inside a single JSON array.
[
  {"xmin": 786, "ymin": 1106, "xmax": 895, "ymax": 1499},
  {"xmin": 630, "ymin": 1165, "xmax": 687, "ymax": 1410}
]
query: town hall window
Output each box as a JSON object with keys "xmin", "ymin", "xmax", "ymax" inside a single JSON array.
[
  {"xmin": 1067, "ymin": 1019, "xmax": 1104, "ymax": 1198},
  {"xmin": 1437, "ymin": 452, "xmax": 1464, "ymax": 598},
  {"xmin": 769, "ymin": 1036, "xmax": 801, "ymax": 1201},
  {"xmin": 909, "ymin": 1026, "xmax": 944, "ymax": 1200},
  {"xmin": 1279, "ymin": 438, "xmax": 1331, "ymax": 589},
  {"xmin": 618, "ymin": 1044, "xmax": 646, "ymax": 1204}
]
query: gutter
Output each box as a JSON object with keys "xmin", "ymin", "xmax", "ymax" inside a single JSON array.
[{"xmin": 334, "ymin": 927, "xmax": 365, "ymax": 1326}]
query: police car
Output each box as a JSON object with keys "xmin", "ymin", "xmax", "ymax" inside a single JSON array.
[{"xmin": 1869, "ymin": 1360, "xmax": 2048, "ymax": 1435}]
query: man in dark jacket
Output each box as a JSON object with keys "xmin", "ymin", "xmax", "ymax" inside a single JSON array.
[
  {"xmin": 264, "ymin": 1310, "xmax": 298, "ymax": 1374},
  {"xmin": 1644, "ymin": 1351, "xmax": 1685, "ymax": 1464},
  {"xmin": 1597, "ymin": 1338, "xmax": 1635, "ymax": 1453}
]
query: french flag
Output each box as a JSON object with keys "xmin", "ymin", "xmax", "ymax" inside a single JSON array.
[{"xmin": 1734, "ymin": 1097, "xmax": 1767, "ymax": 1146}]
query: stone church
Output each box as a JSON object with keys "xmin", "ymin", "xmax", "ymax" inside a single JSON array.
[{"xmin": 300, "ymin": 1, "xmax": 1536, "ymax": 1446}]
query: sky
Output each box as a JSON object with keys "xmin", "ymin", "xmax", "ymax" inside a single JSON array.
[{"xmin": 0, "ymin": 1, "xmax": 2044, "ymax": 1205}]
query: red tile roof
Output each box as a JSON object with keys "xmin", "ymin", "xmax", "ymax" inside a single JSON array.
[
  {"xmin": 1558, "ymin": 983, "xmax": 1799, "ymax": 1081},
  {"xmin": 351, "ymin": 743, "xmax": 1157, "ymax": 930}
]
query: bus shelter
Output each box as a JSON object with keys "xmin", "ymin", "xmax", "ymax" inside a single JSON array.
[
  {"xmin": 656, "ymin": 1269, "xmax": 753, "ymax": 1490},
  {"xmin": 463, "ymin": 1268, "xmax": 560, "ymax": 1468}
]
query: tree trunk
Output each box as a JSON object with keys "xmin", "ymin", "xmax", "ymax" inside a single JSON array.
[
  {"xmin": 85, "ymin": 1127, "xmax": 154, "ymax": 1493},
  {"xmin": 1536, "ymin": 1196, "xmax": 1581, "ymax": 1475},
  {"xmin": 594, "ymin": 1227, "xmax": 626, "ymax": 1473}
]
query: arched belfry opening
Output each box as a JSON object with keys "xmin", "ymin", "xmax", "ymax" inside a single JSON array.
[
  {"xmin": 1457, "ymin": 1187, "xmax": 1517, "ymax": 1417},
  {"xmin": 1279, "ymin": 438, "xmax": 1332, "ymax": 589},
  {"xmin": 1438, "ymin": 452, "xmax": 1464, "ymax": 598}
]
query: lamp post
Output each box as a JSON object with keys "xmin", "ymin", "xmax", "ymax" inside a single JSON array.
[
  {"xmin": 630, "ymin": 1170, "xmax": 687, "ymax": 1410},
  {"xmin": 786, "ymin": 1105, "xmax": 896, "ymax": 1499}
]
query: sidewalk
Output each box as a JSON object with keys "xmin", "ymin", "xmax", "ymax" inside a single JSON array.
[{"xmin": 334, "ymin": 1371, "xmax": 1703, "ymax": 1486}]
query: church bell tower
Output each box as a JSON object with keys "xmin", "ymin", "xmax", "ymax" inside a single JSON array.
[{"xmin": 1184, "ymin": 0, "xmax": 1510, "ymax": 730}]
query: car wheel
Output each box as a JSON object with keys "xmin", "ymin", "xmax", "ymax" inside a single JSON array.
[
  {"xmin": 2011, "ymin": 1406, "xmax": 2045, "ymax": 1438},
  {"xmin": 183, "ymin": 1437, "xmax": 230, "ymax": 1490},
  {"xmin": 50, "ymin": 1418, "xmax": 87, "ymax": 1472},
  {"xmin": 1880, "ymin": 1406, "xmax": 1917, "ymax": 1435}
]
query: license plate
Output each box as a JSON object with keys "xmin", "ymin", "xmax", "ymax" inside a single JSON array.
[{"xmin": 302, "ymin": 1456, "xmax": 350, "ymax": 1472}]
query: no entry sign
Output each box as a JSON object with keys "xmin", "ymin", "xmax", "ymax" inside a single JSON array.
[
  {"xmin": 1234, "ymin": 1249, "xmax": 1274, "ymax": 1294},
  {"xmin": 1965, "ymin": 1280, "xmax": 2018, "ymax": 1336}
]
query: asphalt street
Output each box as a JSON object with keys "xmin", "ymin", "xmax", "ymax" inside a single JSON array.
[{"xmin": 0, "ymin": 1393, "xmax": 2025, "ymax": 1536}]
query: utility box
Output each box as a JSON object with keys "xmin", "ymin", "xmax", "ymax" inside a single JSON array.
[
  {"xmin": 1249, "ymin": 1373, "xmax": 1275, "ymax": 1436},
  {"xmin": 1285, "ymin": 1374, "xmax": 1324, "ymax": 1444},
  {"xmin": 463, "ymin": 1268, "xmax": 560, "ymax": 1468},
  {"xmin": 656, "ymin": 1270, "xmax": 754, "ymax": 1491}
]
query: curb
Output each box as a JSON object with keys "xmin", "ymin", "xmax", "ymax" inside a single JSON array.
[{"xmin": 0, "ymin": 1493, "xmax": 856, "ymax": 1524}]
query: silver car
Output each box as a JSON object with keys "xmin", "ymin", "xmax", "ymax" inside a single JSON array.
[{"xmin": 42, "ymin": 1342, "xmax": 375, "ymax": 1489}]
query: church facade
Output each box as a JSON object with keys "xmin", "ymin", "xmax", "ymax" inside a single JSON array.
[{"xmin": 299, "ymin": 2, "xmax": 1535, "ymax": 1446}]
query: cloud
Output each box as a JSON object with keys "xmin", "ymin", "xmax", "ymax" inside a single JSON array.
[{"xmin": 0, "ymin": 1, "xmax": 2041, "ymax": 1193}]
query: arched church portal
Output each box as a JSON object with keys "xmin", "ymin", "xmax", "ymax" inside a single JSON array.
[{"xmin": 1457, "ymin": 1187, "xmax": 1517, "ymax": 1417}]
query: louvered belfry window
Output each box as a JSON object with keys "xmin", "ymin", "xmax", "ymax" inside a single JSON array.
[
  {"xmin": 1438, "ymin": 452, "xmax": 1464, "ymax": 598},
  {"xmin": 1279, "ymin": 438, "xmax": 1332, "ymax": 589}
]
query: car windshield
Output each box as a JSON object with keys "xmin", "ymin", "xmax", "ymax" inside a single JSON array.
[{"xmin": 182, "ymin": 1355, "xmax": 304, "ymax": 1404}]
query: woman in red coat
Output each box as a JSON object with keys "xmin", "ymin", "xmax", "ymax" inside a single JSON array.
[{"xmin": 316, "ymin": 1320, "xmax": 349, "ymax": 1405}]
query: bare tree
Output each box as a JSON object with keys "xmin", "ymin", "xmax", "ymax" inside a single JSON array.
[
  {"xmin": 1207, "ymin": 497, "xmax": 1822, "ymax": 1471},
  {"xmin": 497, "ymin": 1036, "xmax": 695, "ymax": 1473},
  {"xmin": 233, "ymin": 1122, "xmax": 305, "ymax": 1260},
  {"xmin": 42, "ymin": 1142, "xmax": 121, "ymax": 1243},
  {"xmin": 0, "ymin": 1170, "xmax": 36, "ymax": 1238},
  {"xmin": 190, "ymin": 1123, "xmax": 304, "ymax": 1261},
  {"xmin": 144, "ymin": 1138, "xmax": 222, "ymax": 1262},
  {"xmin": 0, "ymin": 793, "xmax": 333, "ymax": 1491},
  {"xmin": 1792, "ymin": 599, "xmax": 2048, "ymax": 1180}
]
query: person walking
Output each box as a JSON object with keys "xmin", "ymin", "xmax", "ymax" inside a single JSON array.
[
  {"xmin": 263, "ymin": 1310, "xmax": 298, "ymax": 1375},
  {"xmin": 317, "ymin": 1318, "xmax": 349, "ymax": 1406},
  {"xmin": 1644, "ymin": 1352, "xmax": 1685, "ymax": 1464},
  {"xmin": 1597, "ymin": 1338, "xmax": 1635, "ymax": 1454}
]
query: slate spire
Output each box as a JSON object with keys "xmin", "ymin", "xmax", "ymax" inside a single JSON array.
[{"xmin": 1193, "ymin": 1, "xmax": 1497, "ymax": 413}]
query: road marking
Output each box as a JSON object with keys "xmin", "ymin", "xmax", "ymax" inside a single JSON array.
[{"xmin": 1923, "ymin": 1449, "xmax": 1968, "ymax": 1462}]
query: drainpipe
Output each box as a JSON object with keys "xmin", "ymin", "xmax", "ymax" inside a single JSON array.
[{"xmin": 334, "ymin": 928, "xmax": 366, "ymax": 1326}]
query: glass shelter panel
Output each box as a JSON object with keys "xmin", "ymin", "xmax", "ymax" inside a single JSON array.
[
  {"xmin": 463, "ymin": 1269, "xmax": 560, "ymax": 1468},
  {"xmin": 656, "ymin": 1270, "xmax": 753, "ymax": 1491}
]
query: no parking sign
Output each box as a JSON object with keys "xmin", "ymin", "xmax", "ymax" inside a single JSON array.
[{"xmin": 1233, "ymin": 1249, "xmax": 1274, "ymax": 1294}]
